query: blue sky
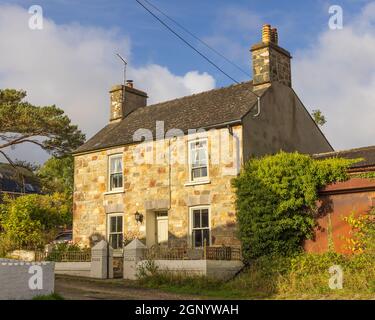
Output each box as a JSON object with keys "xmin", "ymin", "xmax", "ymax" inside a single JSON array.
[
  {"xmin": 2, "ymin": 0, "xmax": 366, "ymax": 86},
  {"xmin": 0, "ymin": 0, "xmax": 375, "ymax": 163}
]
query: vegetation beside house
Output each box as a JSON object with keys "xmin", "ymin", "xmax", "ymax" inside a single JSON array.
[
  {"xmin": 232, "ymin": 151, "xmax": 357, "ymax": 261},
  {"xmin": 136, "ymin": 152, "xmax": 375, "ymax": 299},
  {"xmin": 0, "ymin": 88, "xmax": 85, "ymax": 257}
]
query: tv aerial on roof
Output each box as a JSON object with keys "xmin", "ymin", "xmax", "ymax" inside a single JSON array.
[{"xmin": 116, "ymin": 53, "xmax": 128, "ymax": 86}]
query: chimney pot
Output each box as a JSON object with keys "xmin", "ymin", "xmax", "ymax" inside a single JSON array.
[
  {"xmin": 251, "ymin": 25, "xmax": 292, "ymax": 90},
  {"xmin": 271, "ymin": 28, "xmax": 278, "ymax": 45},
  {"xmin": 262, "ymin": 24, "xmax": 272, "ymax": 43},
  {"xmin": 126, "ymin": 80, "xmax": 134, "ymax": 88}
]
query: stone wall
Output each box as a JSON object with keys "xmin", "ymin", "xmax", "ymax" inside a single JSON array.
[
  {"xmin": 109, "ymin": 85, "xmax": 147, "ymax": 122},
  {"xmin": 73, "ymin": 126, "xmax": 242, "ymax": 248},
  {"xmin": 251, "ymin": 42, "xmax": 292, "ymax": 90}
]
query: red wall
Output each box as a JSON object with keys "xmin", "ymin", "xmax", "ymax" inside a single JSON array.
[{"xmin": 304, "ymin": 177, "xmax": 375, "ymax": 254}]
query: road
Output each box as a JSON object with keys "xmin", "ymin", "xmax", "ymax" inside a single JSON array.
[{"xmin": 55, "ymin": 275, "xmax": 201, "ymax": 300}]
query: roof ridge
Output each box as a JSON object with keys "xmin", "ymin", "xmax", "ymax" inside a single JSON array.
[
  {"xmin": 314, "ymin": 145, "xmax": 375, "ymax": 157},
  {"xmin": 133, "ymin": 80, "xmax": 253, "ymax": 113}
]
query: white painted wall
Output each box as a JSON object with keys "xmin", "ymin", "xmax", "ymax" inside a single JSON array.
[
  {"xmin": 55, "ymin": 262, "xmax": 91, "ymax": 277},
  {"xmin": 136, "ymin": 259, "xmax": 243, "ymax": 280},
  {"xmin": 0, "ymin": 259, "xmax": 55, "ymax": 300}
]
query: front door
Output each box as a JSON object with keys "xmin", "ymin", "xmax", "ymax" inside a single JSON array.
[{"xmin": 156, "ymin": 212, "xmax": 168, "ymax": 245}]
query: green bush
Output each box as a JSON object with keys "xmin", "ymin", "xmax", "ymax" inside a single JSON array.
[
  {"xmin": 233, "ymin": 152, "xmax": 357, "ymax": 261},
  {"xmin": 46, "ymin": 242, "xmax": 86, "ymax": 261},
  {"xmin": 0, "ymin": 193, "xmax": 71, "ymax": 249}
]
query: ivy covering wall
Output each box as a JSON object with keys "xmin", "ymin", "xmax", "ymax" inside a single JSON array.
[{"xmin": 233, "ymin": 152, "xmax": 358, "ymax": 262}]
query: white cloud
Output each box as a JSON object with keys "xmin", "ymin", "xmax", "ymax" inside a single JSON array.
[
  {"xmin": 0, "ymin": 5, "xmax": 215, "ymax": 164},
  {"xmin": 293, "ymin": 2, "xmax": 375, "ymax": 150},
  {"xmin": 130, "ymin": 66, "xmax": 216, "ymax": 104}
]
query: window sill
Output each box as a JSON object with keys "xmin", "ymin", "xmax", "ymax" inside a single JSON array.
[
  {"xmin": 184, "ymin": 180, "xmax": 211, "ymax": 187},
  {"xmin": 104, "ymin": 190, "xmax": 125, "ymax": 196}
]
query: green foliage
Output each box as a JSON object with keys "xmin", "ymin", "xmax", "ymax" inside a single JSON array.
[
  {"xmin": 32, "ymin": 293, "xmax": 64, "ymax": 300},
  {"xmin": 46, "ymin": 243, "xmax": 87, "ymax": 262},
  {"xmin": 353, "ymin": 172, "xmax": 375, "ymax": 179},
  {"xmin": 0, "ymin": 88, "xmax": 85, "ymax": 159},
  {"xmin": 311, "ymin": 109, "xmax": 327, "ymax": 127},
  {"xmin": 13, "ymin": 159, "xmax": 40, "ymax": 172},
  {"xmin": 233, "ymin": 152, "xmax": 357, "ymax": 261},
  {"xmin": 37, "ymin": 156, "xmax": 74, "ymax": 195},
  {"xmin": 138, "ymin": 253, "xmax": 375, "ymax": 299},
  {"xmin": 138, "ymin": 272, "xmax": 222, "ymax": 296},
  {"xmin": 0, "ymin": 193, "xmax": 71, "ymax": 248},
  {"xmin": 137, "ymin": 260, "xmax": 159, "ymax": 279},
  {"xmin": 344, "ymin": 208, "xmax": 375, "ymax": 254}
]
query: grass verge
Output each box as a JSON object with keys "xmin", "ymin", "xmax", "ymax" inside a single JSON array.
[{"xmin": 32, "ymin": 293, "xmax": 64, "ymax": 300}]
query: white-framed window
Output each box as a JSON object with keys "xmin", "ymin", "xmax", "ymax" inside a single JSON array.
[
  {"xmin": 189, "ymin": 206, "xmax": 210, "ymax": 247},
  {"xmin": 188, "ymin": 139, "xmax": 209, "ymax": 182},
  {"xmin": 107, "ymin": 213, "xmax": 123, "ymax": 249},
  {"xmin": 108, "ymin": 154, "xmax": 123, "ymax": 191}
]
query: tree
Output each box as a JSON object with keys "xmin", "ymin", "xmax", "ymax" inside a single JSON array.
[
  {"xmin": 0, "ymin": 193, "xmax": 71, "ymax": 248},
  {"xmin": 233, "ymin": 152, "xmax": 357, "ymax": 262},
  {"xmin": 0, "ymin": 89, "xmax": 85, "ymax": 164},
  {"xmin": 311, "ymin": 109, "xmax": 327, "ymax": 127},
  {"xmin": 37, "ymin": 156, "xmax": 74, "ymax": 195},
  {"xmin": 13, "ymin": 159, "xmax": 40, "ymax": 172}
]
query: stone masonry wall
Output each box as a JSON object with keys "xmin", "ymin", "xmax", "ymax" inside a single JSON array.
[
  {"xmin": 73, "ymin": 126, "xmax": 243, "ymax": 249},
  {"xmin": 251, "ymin": 43, "xmax": 292, "ymax": 89}
]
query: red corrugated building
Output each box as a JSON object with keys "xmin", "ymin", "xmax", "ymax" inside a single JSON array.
[{"xmin": 305, "ymin": 146, "xmax": 375, "ymax": 253}]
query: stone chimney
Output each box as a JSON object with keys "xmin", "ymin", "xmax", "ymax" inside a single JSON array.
[
  {"xmin": 251, "ymin": 24, "xmax": 292, "ymax": 91},
  {"xmin": 109, "ymin": 81, "xmax": 148, "ymax": 122}
]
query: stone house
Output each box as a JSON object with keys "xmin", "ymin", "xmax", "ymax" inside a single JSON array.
[{"xmin": 72, "ymin": 25, "xmax": 333, "ymax": 251}]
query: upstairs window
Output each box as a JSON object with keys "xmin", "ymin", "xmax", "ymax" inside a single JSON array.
[
  {"xmin": 109, "ymin": 154, "xmax": 123, "ymax": 191},
  {"xmin": 188, "ymin": 139, "xmax": 208, "ymax": 182}
]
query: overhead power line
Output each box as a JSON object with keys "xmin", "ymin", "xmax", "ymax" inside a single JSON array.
[
  {"xmin": 135, "ymin": 0, "xmax": 240, "ymax": 84},
  {"xmin": 141, "ymin": 0, "xmax": 251, "ymax": 78}
]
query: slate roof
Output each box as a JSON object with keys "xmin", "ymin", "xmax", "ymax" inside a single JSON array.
[
  {"xmin": 74, "ymin": 81, "xmax": 266, "ymax": 154},
  {"xmin": 314, "ymin": 146, "xmax": 375, "ymax": 169},
  {"xmin": 0, "ymin": 163, "xmax": 40, "ymax": 194}
]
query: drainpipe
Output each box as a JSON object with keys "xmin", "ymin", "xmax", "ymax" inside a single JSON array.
[
  {"xmin": 253, "ymin": 96, "xmax": 261, "ymax": 118},
  {"xmin": 168, "ymin": 138, "xmax": 172, "ymax": 211}
]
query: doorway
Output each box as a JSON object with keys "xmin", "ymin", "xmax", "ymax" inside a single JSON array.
[{"xmin": 156, "ymin": 211, "xmax": 168, "ymax": 245}]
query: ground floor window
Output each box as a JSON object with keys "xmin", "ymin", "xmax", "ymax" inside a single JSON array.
[
  {"xmin": 190, "ymin": 207, "xmax": 210, "ymax": 247},
  {"xmin": 107, "ymin": 214, "xmax": 123, "ymax": 249}
]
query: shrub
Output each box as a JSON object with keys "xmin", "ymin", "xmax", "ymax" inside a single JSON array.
[
  {"xmin": 46, "ymin": 242, "xmax": 87, "ymax": 261},
  {"xmin": 0, "ymin": 193, "xmax": 71, "ymax": 249},
  {"xmin": 136, "ymin": 259, "xmax": 159, "ymax": 279},
  {"xmin": 233, "ymin": 152, "xmax": 357, "ymax": 262},
  {"xmin": 344, "ymin": 208, "xmax": 375, "ymax": 254}
]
